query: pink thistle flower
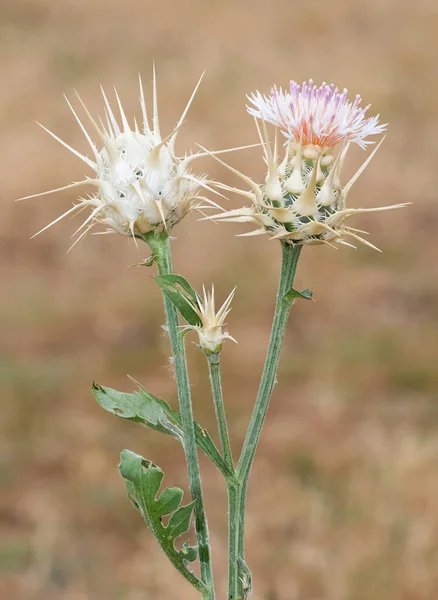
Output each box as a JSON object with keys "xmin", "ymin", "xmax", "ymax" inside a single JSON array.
[{"xmin": 247, "ymin": 80, "xmax": 386, "ymax": 150}]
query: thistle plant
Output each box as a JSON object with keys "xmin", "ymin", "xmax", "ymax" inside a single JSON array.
[{"xmin": 21, "ymin": 71, "xmax": 405, "ymax": 599}]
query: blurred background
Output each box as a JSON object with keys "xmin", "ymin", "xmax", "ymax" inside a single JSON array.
[{"xmin": 1, "ymin": 0, "xmax": 438, "ymax": 598}]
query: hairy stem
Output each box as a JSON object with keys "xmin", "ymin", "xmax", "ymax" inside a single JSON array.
[
  {"xmin": 206, "ymin": 352, "xmax": 239, "ymax": 599},
  {"xmin": 145, "ymin": 232, "xmax": 215, "ymax": 599},
  {"xmin": 236, "ymin": 243, "xmax": 302, "ymax": 577},
  {"xmin": 227, "ymin": 481, "xmax": 241, "ymax": 600},
  {"xmin": 207, "ymin": 353, "xmax": 234, "ymax": 472}
]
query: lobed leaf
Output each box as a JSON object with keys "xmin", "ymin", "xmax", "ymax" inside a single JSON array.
[{"xmin": 119, "ymin": 450, "xmax": 206, "ymax": 592}]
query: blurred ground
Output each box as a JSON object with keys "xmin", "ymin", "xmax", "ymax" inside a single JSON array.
[{"xmin": 1, "ymin": 0, "xmax": 438, "ymax": 599}]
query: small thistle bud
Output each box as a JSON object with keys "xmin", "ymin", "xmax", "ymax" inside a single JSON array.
[
  {"xmin": 19, "ymin": 69, "xmax": 218, "ymax": 249},
  {"xmin": 209, "ymin": 81, "xmax": 408, "ymax": 250},
  {"xmin": 188, "ymin": 286, "xmax": 236, "ymax": 354}
]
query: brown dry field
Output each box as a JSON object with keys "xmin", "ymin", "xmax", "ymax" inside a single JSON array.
[{"xmin": 2, "ymin": 1, "xmax": 438, "ymax": 599}]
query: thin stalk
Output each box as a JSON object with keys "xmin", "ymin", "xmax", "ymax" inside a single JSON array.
[
  {"xmin": 207, "ymin": 353, "xmax": 234, "ymax": 472},
  {"xmin": 145, "ymin": 232, "xmax": 215, "ymax": 599},
  {"xmin": 206, "ymin": 353, "xmax": 239, "ymax": 599},
  {"xmin": 227, "ymin": 481, "xmax": 241, "ymax": 600},
  {"xmin": 236, "ymin": 243, "xmax": 302, "ymax": 571}
]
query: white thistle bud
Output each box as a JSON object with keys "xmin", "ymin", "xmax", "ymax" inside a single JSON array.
[
  {"xmin": 208, "ymin": 80, "xmax": 408, "ymax": 250},
  {"xmin": 18, "ymin": 69, "xmax": 222, "ymax": 249},
  {"xmin": 188, "ymin": 286, "xmax": 236, "ymax": 354}
]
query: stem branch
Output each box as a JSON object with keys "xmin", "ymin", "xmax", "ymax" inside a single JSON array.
[
  {"xmin": 236, "ymin": 243, "xmax": 302, "ymax": 575},
  {"xmin": 207, "ymin": 353, "xmax": 234, "ymax": 472},
  {"xmin": 145, "ymin": 232, "xmax": 215, "ymax": 599},
  {"xmin": 227, "ymin": 481, "xmax": 241, "ymax": 600},
  {"xmin": 206, "ymin": 352, "xmax": 239, "ymax": 599}
]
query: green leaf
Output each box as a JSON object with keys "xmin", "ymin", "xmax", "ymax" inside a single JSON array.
[
  {"xmin": 155, "ymin": 274, "xmax": 202, "ymax": 326},
  {"xmin": 155, "ymin": 487, "xmax": 183, "ymax": 514},
  {"xmin": 119, "ymin": 450, "xmax": 206, "ymax": 593},
  {"xmin": 92, "ymin": 382, "xmax": 183, "ymax": 441},
  {"xmin": 191, "ymin": 420, "xmax": 232, "ymax": 477},
  {"xmin": 167, "ymin": 502, "xmax": 195, "ymax": 539},
  {"xmin": 283, "ymin": 287, "xmax": 313, "ymax": 302},
  {"xmin": 92, "ymin": 382, "xmax": 233, "ymax": 478}
]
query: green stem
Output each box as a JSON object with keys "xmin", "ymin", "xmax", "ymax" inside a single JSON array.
[
  {"xmin": 206, "ymin": 353, "xmax": 239, "ymax": 599},
  {"xmin": 207, "ymin": 353, "xmax": 234, "ymax": 472},
  {"xmin": 237, "ymin": 479, "xmax": 247, "ymax": 568},
  {"xmin": 227, "ymin": 481, "xmax": 241, "ymax": 600},
  {"xmin": 236, "ymin": 243, "xmax": 302, "ymax": 575},
  {"xmin": 145, "ymin": 232, "xmax": 215, "ymax": 599}
]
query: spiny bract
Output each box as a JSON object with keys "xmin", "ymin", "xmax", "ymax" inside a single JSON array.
[
  {"xmin": 209, "ymin": 80, "xmax": 407, "ymax": 250},
  {"xmin": 19, "ymin": 70, "xmax": 221, "ymax": 249},
  {"xmin": 186, "ymin": 286, "xmax": 236, "ymax": 354}
]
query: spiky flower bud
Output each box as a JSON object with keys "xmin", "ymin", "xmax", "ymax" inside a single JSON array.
[
  {"xmin": 20, "ymin": 70, "xmax": 216, "ymax": 248},
  {"xmin": 187, "ymin": 286, "xmax": 236, "ymax": 354},
  {"xmin": 210, "ymin": 81, "xmax": 407, "ymax": 250}
]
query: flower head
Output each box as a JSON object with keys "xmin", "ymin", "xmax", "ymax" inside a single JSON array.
[
  {"xmin": 247, "ymin": 81, "xmax": 386, "ymax": 150},
  {"xmin": 188, "ymin": 286, "xmax": 236, "ymax": 354},
  {"xmin": 20, "ymin": 69, "xmax": 219, "ymax": 248},
  {"xmin": 207, "ymin": 81, "xmax": 406, "ymax": 250}
]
